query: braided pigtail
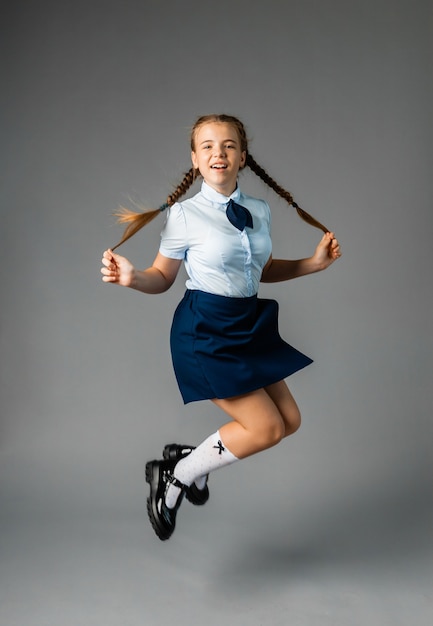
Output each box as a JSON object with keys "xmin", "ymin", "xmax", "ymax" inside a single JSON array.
[
  {"xmin": 111, "ymin": 167, "xmax": 196, "ymax": 250},
  {"xmin": 246, "ymin": 153, "xmax": 329, "ymax": 234}
]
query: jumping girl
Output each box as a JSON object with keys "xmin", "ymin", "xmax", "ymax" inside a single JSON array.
[{"xmin": 101, "ymin": 114, "xmax": 341, "ymax": 541}]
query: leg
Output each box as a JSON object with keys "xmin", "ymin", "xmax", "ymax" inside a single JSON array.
[
  {"xmin": 214, "ymin": 384, "xmax": 296, "ymax": 459},
  {"xmin": 146, "ymin": 383, "xmax": 301, "ymax": 539},
  {"xmin": 263, "ymin": 380, "xmax": 302, "ymax": 437}
]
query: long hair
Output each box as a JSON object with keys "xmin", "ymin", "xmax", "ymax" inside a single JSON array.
[{"xmin": 111, "ymin": 114, "xmax": 328, "ymax": 250}]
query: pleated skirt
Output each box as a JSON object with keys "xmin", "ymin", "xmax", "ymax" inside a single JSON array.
[{"xmin": 170, "ymin": 289, "xmax": 313, "ymax": 404}]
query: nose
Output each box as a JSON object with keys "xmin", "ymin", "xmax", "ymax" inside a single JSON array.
[{"xmin": 214, "ymin": 143, "xmax": 227, "ymax": 156}]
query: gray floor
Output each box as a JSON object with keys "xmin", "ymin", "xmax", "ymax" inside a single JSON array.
[{"xmin": 1, "ymin": 462, "xmax": 432, "ymax": 626}]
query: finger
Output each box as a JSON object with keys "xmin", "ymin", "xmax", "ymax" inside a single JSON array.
[
  {"xmin": 319, "ymin": 232, "xmax": 333, "ymax": 248},
  {"xmin": 102, "ymin": 256, "xmax": 117, "ymax": 270},
  {"xmin": 101, "ymin": 267, "xmax": 118, "ymax": 281},
  {"xmin": 103, "ymin": 249, "xmax": 115, "ymax": 263}
]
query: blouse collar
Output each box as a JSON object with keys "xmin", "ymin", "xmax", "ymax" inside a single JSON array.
[{"xmin": 201, "ymin": 180, "xmax": 241, "ymax": 205}]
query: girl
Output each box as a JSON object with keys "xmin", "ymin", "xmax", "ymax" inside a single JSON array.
[{"xmin": 101, "ymin": 114, "xmax": 341, "ymax": 541}]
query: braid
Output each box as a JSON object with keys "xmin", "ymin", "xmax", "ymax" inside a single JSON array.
[
  {"xmin": 246, "ymin": 153, "xmax": 328, "ymax": 234},
  {"xmin": 111, "ymin": 114, "xmax": 329, "ymax": 250},
  {"xmin": 167, "ymin": 167, "xmax": 196, "ymax": 205},
  {"xmin": 112, "ymin": 167, "xmax": 197, "ymax": 250}
]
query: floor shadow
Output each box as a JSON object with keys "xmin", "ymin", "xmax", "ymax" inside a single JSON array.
[{"xmin": 211, "ymin": 474, "xmax": 433, "ymax": 594}]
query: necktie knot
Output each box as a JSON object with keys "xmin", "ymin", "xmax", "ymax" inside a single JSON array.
[{"xmin": 226, "ymin": 199, "xmax": 254, "ymax": 231}]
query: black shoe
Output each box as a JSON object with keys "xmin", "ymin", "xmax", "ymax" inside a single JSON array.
[
  {"xmin": 162, "ymin": 443, "xmax": 210, "ymax": 506},
  {"xmin": 162, "ymin": 443, "xmax": 196, "ymax": 462},
  {"xmin": 145, "ymin": 459, "xmax": 185, "ymax": 541}
]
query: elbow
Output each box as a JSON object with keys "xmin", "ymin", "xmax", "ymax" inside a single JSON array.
[{"xmin": 160, "ymin": 279, "xmax": 174, "ymax": 293}]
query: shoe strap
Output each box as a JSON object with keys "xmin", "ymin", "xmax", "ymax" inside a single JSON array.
[{"xmin": 166, "ymin": 472, "xmax": 185, "ymax": 490}]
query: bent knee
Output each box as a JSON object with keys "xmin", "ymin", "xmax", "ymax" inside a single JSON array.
[
  {"xmin": 261, "ymin": 419, "xmax": 286, "ymax": 448},
  {"xmin": 285, "ymin": 410, "xmax": 302, "ymax": 437}
]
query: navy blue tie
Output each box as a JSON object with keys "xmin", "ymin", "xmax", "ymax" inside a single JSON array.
[{"xmin": 226, "ymin": 199, "xmax": 254, "ymax": 231}]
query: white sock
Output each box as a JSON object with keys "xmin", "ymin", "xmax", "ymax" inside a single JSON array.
[
  {"xmin": 164, "ymin": 431, "xmax": 238, "ymax": 509},
  {"xmin": 194, "ymin": 475, "xmax": 208, "ymax": 490}
]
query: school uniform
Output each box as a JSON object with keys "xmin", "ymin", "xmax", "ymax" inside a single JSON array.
[{"xmin": 159, "ymin": 181, "xmax": 312, "ymax": 403}]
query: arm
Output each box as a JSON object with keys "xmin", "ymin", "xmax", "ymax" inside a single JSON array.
[
  {"xmin": 101, "ymin": 250, "xmax": 182, "ymax": 294},
  {"xmin": 261, "ymin": 232, "xmax": 341, "ymax": 283}
]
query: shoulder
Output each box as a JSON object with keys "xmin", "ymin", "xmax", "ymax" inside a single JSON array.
[
  {"xmin": 239, "ymin": 191, "xmax": 271, "ymax": 216},
  {"xmin": 175, "ymin": 189, "xmax": 207, "ymax": 212},
  {"xmin": 163, "ymin": 189, "xmax": 205, "ymax": 232},
  {"xmin": 165, "ymin": 192, "xmax": 202, "ymax": 220},
  {"xmin": 161, "ymin": 201, "xmax": 188, "ymax": 233}
]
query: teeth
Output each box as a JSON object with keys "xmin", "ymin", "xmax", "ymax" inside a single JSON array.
[{"xmin": 212, "ymin": 165, "xmax": 227, "ymax": 169}]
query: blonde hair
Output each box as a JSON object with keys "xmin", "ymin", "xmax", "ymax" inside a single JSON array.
[{"xmin": 111, "ymin": 114, "xmax": 328, "ymax": 250}]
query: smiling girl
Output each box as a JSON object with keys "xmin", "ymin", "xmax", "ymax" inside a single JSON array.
[{"xmin": 101, "ymin": 114, "xmax": 341, "ymax": 541}]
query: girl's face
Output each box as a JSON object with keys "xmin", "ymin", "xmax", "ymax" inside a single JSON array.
[{"xmin": 191, "ymin": 122, "xmax": 246, "ymax": 196}]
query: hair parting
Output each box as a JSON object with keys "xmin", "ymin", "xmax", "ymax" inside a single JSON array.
[{"xmin": 111, "ymin": 114, "xmax": 328, "ymax": 250}]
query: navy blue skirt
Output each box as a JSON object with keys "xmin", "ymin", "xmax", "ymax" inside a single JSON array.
[{"xmin": 170, "ymin": 290, "xmax": 313, "ymax": 404}]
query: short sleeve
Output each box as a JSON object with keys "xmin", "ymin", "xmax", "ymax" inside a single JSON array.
[{"xmin": 159, "ymin": 203, "xmax": 188, "ymax": 260}]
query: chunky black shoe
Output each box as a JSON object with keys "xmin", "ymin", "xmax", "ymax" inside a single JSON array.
[
  {"xmin": 145, "ymin": 459, "xmax": 185, "ymax": 541},
  {"xmin": 162, "ymin": 443, "xmax": 210, "ymax": 506}
]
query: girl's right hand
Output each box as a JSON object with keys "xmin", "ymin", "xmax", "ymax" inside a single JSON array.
[{"xmin": 101, "ymin": 249, "xmax": 135, "ymax": 287}]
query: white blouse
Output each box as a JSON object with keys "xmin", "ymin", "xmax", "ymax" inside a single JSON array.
[{"xmin": 159, "ymin": 181, "xmax": 272, "ymax": 297}]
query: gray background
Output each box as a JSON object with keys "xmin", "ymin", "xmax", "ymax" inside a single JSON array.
[{"xmin": 1, "ymin": 0, "xmax": 432, "ymax": 624}]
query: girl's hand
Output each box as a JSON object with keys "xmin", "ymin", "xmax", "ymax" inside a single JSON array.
[
  {"xmin": 101, "ymin": 249, "xmax": 135, "ymax": 287},
  {"xmin": 313, "ymin": 232, "xmax": 342, "ymax": 270}
]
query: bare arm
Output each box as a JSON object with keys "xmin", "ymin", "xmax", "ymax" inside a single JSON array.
[
  {"xmin": 101, "ymin": 250, "xmax": 182, "ymax": 294},
  {"xmin": 261, "ymin": 232, "xmax": 341, "ymax": 283}
]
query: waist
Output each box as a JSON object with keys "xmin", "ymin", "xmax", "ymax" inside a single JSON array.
[{"xmin": 184, "ymin": 288, "xmax": 258, "ymax": 306}]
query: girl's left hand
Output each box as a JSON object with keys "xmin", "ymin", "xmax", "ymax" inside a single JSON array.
[{"xmin": 313, "ymin": 232, "xmax": 342, "ymax": 270}]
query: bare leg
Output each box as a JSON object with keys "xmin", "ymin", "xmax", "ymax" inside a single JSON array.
[
  {"xmin": 263, "ymin": 380, "xmax": 301, "ymax": 437},
  {"xmin": 213, "ymin": 380, "xmax": 301, "ymax": 460},
  {"xmin": 163, "ymin": 380, "xmax": 301, "ymax": 514}
]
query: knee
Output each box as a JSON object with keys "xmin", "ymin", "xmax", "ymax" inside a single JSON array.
[
  {"xmin": 285, "ymin": 409, "xmax": 301, "ymax": 437},
  {"xmin": 263, "ymin": 419, "xmax": 286, "ymax": 448}
]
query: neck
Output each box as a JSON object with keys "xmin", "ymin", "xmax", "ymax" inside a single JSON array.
[{"xmin": 203, "ymin": 180, "xmax": 238, "ymax": 197}]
